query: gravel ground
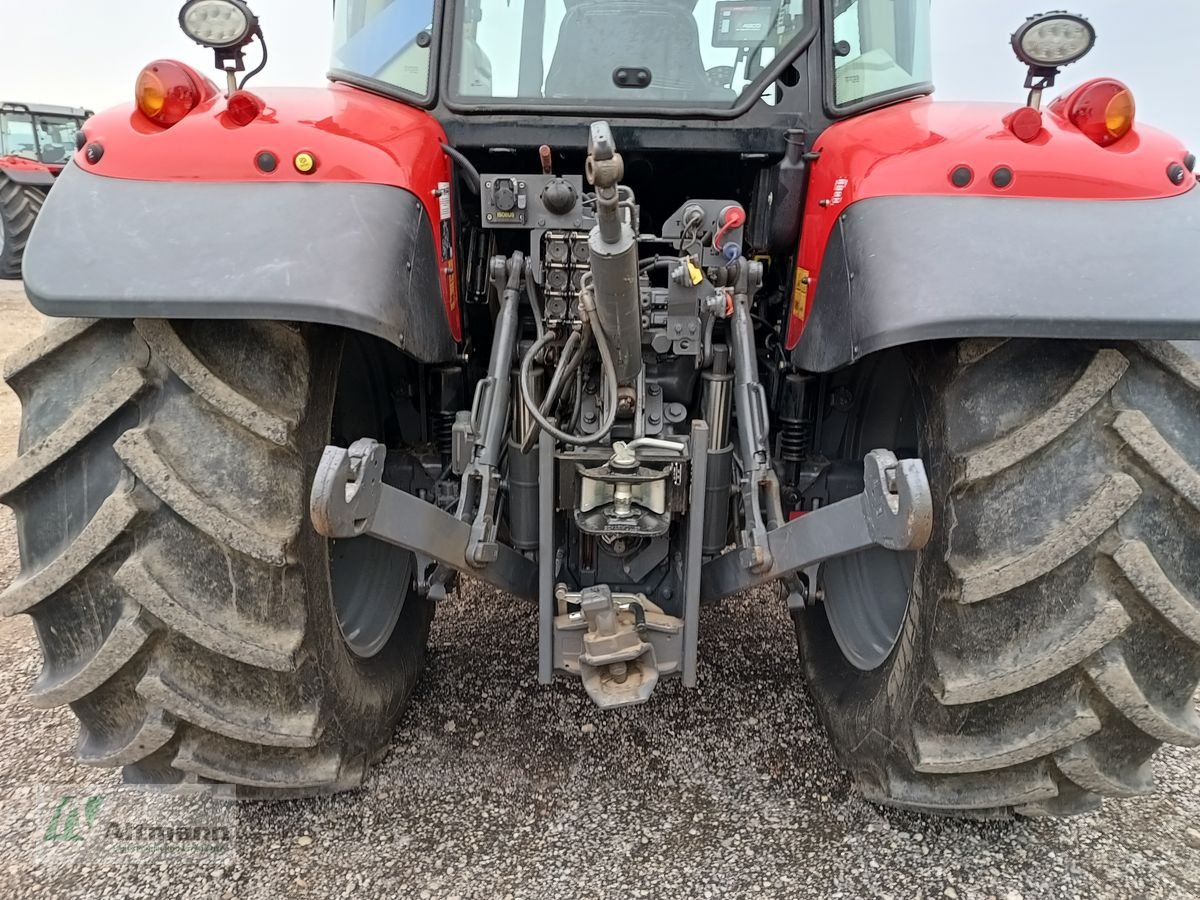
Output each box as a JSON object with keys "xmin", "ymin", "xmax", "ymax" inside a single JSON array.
[{"xmin": 1, "ymin": 280, "xmax": 1199, "ymax": 899}]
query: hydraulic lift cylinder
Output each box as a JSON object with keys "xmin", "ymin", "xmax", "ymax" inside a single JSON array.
[
  {"xmin": 586, "ymin": 121, "xmax": 643, "ymax": 386},
  {"xmin": 702, "ymin": 345, "xmax": 734, "ymax": 554}
]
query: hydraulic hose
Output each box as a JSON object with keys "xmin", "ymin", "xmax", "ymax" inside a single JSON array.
[
  {"xmin": 519, "ymin": 328, "xmax": 582, "ymax": 454},
  {"xmin": 539, "ymin": 330, "xmax": 583, "ymax": 416},
  {"xmin": 440, "ymin": 143, "xmax": 481, "ymax": 195},
  {"xmin": 638, "ymin": 255, "xmax": 683, "ymax": 273},
  {"xmin": 518, "ymin": 312, "xmax": 619, "ymax": 447},
  {"xmin": 524, "ymin": 261, "xmax": 546, "ymax": 343}
]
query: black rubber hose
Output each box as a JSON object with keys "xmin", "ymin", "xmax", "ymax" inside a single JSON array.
[
  {"xmin": 539, "ymin": 330, "xmax": 582, "ymax": 417},
  {"xmin": 519, "ymin": 320, "xmax": 618, "ymax": 446},
  {"xmin": 524, "ymin": 260, "xmax": 546, "ymax": 343},
  {"xmin": 519, "ymin": 328, "xmax": 582, "ymax": 454},
  {"xmin": 627, "ymin": 601, "xmax": 648, "ymax": 634},
  {"xmin": 440, "ymin": 143, "xmax": 481, "ymax": 195},
  {"xmin": 638, "ymin": 255, "xmax": 683, "ymax": 272}
]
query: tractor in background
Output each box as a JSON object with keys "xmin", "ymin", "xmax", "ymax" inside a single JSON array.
[{"xmin": 0, "ymin": 102, "xmax": 91, "ymax": 279}]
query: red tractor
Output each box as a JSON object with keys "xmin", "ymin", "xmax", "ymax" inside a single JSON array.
[
  {"xmin": 0, "ymin": 102, "xmax": 91, "ymax": 278},
  {"xmin": 3, "ymin": 0, "xmax": 1199, "ymax": 817}
]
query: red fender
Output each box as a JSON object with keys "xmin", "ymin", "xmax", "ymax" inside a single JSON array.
[
  {"xmin": 76, "ymin": 81, "xmax": 461, "ymax": 342},
  {"xmin": 786, "ymin": 95, "xmax": 1195, "ymax": 350},
  {"xmin": 0, "ymin": 156, "xmax": 65, "ymax": 177}
]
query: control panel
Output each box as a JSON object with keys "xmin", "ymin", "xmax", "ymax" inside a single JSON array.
[
  {"xmin": 480, "ymin": 174, "xmax": 589, "ymax": 230},
  {"xmin": 711, "ymin": 0, "xmax": 777, "ymax": 48}
]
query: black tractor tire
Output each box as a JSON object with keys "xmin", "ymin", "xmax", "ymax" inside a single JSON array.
[
  {"xmin": 0, "ymin": 318, "xmax": 432, "ymax": 795},
  {"xmin": 798, "ymin": 339, "xmax": 1200, "ymax": 817},
  {"xmin": 0, "ymin": 176, "xmax": 44, "ymax": 280}
]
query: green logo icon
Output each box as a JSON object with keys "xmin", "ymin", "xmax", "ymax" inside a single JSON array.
[{"xmin": 43, "ymin": 795, "xmax": 105, "ymax": 843}]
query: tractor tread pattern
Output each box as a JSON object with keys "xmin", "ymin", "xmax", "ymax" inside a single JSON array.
[
  {"xmin": 821, "ymin": 341, "xmax": 1200, "ymax": 817},
  {"xmin": 0, "ymin": 175, "xmax": 45, "ymax": 280},
  {"xmin": 871, "ymin": 762, "xmax": 1060, "ymax": 812},
  {"xmin": 1083, "ymin": 644, "xmax": 1200, "ymax": 746},
  {"xmin": 954, "ymin": 348, "xmax": 1127, "ymax": 486},
  {"xmin": 0, "ymin": 367, "xmax": 150, "ymax": 498},
  {"xmin": 1113, "ymin": 540, "xmax": 1200, "ymax": 647},
  {"xmin": 1, "ymin": 318, "xmax": 99, "ymax": 382},
  {"xmin": 112, "ymin": 549, "xmax": 304, "ymax": 673},
  {"xmin": 113, "ymin": 427, "xmax": 294, "ymax": 565},
  {"xmin": 28, "ymin": 600, "xmax": 159, "ymax": 708},
  {"xmin": 1112, "ymin": 409, "xmax": 1200, "ymax": 513},
  {"xmin": 1053, "ymin": 739, "xmax": 1154, "ymax": 798},
  {"xmin": 911, "ymin": 688, "xmax": 1101, "ymax": 774},
  {"xmin": 173, "ymin": 730, "xmax": 348, "ymax": 789},
  {"xmin": 953, "ymin": 473, "xmax": 1141, "ymax": 604},
  {"xmin": 933, "ymin": 585, "xmax": 1132, "ymax": 705},
  {"xmin": 133, "ymin": 320, "xmax": 297, "ymax": 447},
  {"xmin": 0, "ymin": 489, "xmax": 143, "ymax": 616},
  {"xmin": 136, "ymin": 652, "xmax": 323, "ymax": 749},
  {"xmin": 0, "ymin": 318, "xmax": 428, "ymax": 795}
]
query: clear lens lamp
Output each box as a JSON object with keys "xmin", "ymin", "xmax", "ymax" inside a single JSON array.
[
  {"xmin": 1012, "ymin": 13, "xmax": 1096, "ymax": 69},
  {"xmin": 179, "ymin": 0, "xmax": 256, "ymax": 49}
]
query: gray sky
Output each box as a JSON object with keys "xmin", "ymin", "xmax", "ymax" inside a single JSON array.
[{"xmin": 1, "ymin": 1, "xmax": 1196, "ymax": 150}]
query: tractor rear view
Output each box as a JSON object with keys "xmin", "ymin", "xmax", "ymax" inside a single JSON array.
[
  {"xmin": 3, "ymin": 0, "xmax": 1200, "ymax": 819},
  {"xmin": 0, "ymin": 103, "xmax": 90, "ymax": 278}
]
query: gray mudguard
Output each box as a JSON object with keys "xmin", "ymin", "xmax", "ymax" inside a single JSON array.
[
  {"xmin": 23, "ymin": 166, "xmax": 458, "ymax": 364},
  {"xmin": 2, "ymin": 167, "xmax": 56, "ymax": 187},
  {"xmin": 793, "ymin": 189, "xmax": 1200, "ymax": 372}
]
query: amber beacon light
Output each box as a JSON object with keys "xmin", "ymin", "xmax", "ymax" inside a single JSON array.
[{"xmin": 135, "ymin": 60, "xmax": 209, "ymax": 128}]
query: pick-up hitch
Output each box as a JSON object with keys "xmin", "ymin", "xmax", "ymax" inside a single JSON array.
[{"xmin": 309, "ymin": 442, "xmax": 931, "ymax": 610}]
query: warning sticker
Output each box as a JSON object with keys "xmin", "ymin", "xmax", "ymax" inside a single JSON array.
[
  {"xmin": 438, "ymin": 182, "xmax": 453, "ymax": 262},
  {"xmin": 791, "ymin": 266, "xmax": 810, "ymax": 320}
]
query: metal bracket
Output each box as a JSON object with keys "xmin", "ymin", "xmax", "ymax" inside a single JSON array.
[
  {"xmin": 311, "ymin": 440, "xmax": 538, "ymax": 601},
  {"xmin": 700, "ymin": 450, "xmax": 933, "ymax": 605}
]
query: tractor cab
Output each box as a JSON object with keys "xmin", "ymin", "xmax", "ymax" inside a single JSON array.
[
  {"xmin": 331, "ymin": 0, "xmax": 932, "ymax": 149},
  {"xmin": 333, "ymin": 0, "xmax": 930, "ymax": 109},
  {"xmin": 0, "ymin": 103, "xmax": 90, "ymax": 166},
  {"xmin": 326, "ymin": 0, "xmax": 938, "ymax": 369}
]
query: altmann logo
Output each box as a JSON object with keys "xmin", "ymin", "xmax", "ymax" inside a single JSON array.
[
  {"xmin": 43, "ymin": 794, "xmax": 105, "ymax": 843},
  {"xmin": 40, "ymin": 791, "xmax": 232, "ymax": 858},
  {"xmin": 103, "ymin": 822, "xmax": 232, "ymax": 843}
]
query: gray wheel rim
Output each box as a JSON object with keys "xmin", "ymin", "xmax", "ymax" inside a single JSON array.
[
  {"xmin": 822, "ymin": 548, "xmax": 916, "ymax": 670},
  {"xmin": 331, "ymin": 535, "xmax": 413, "ymax": 658},
  {"xmin": 328, "ymin": 334, "xmax": 414, "ymax": 658},
  {"xmin": 819, "ymin": 351, "xmax": 919, "ymax": 671}
]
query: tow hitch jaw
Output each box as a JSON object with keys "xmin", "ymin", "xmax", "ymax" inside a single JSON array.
[
  {"xmin": 309, "ymin": 439, "xmax": 386, "ymax": 539},
  {"xmin": 862, "ymin": 451, "xmax": 934, "ymax": 552},
  {"xmin": 311, "ymin": 442, "xmax": 933, "ymax": 703}
]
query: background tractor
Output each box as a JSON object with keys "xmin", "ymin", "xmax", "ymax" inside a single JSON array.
[
  {"xmin": 0, "ymin": 102, "xmax": 91, "ymax": 279},
  {"xmin": 2, "ymin": 0, "xmax": 1200, "ymax": 818}
]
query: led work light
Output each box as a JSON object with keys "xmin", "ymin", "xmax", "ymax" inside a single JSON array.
[
  {"xmin": 179, "ymin": 0, "xmax": 257, "ymax": 50},
  {"xmin": 1011, "ymin": 12, "xmax": 1095, "ymax": 69}
]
